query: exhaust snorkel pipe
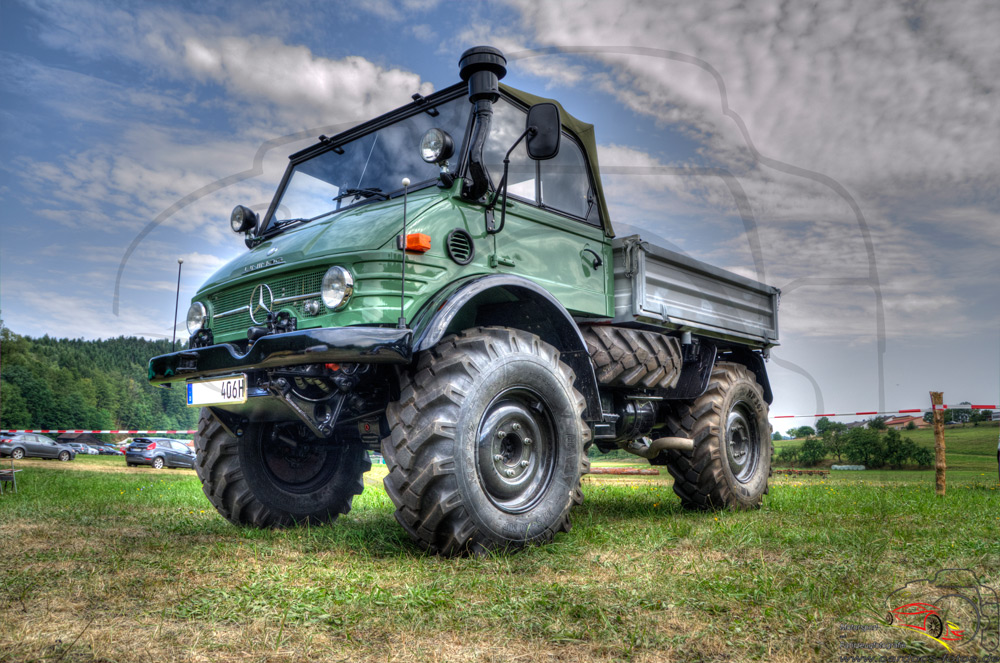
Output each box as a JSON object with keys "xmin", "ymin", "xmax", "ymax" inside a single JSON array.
[{"xmin": 459, "ymin": 46, "xmax": 507, "ymax": 202}]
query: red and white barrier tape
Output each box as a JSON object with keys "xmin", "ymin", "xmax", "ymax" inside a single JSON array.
[
  {"xmin": 2, "ymin": 403, "xmax": 996, "ymax": 431},
  {"xmin": 771, "ymin": 404, "xmax": 996, "ymax": 420},
  {"xmin": 0, "ymin": 429, "xmax": 196, "ymax": 435}
]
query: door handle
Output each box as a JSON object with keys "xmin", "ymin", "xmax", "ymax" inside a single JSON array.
[{"xmin": 582, "ymin": 248, "xmax": 603, "ymax": 269}]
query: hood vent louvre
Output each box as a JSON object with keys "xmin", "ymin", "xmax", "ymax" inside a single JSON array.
[{"xmin": 446, "ymin": 229, "xmax": 475, "ymax": 265}]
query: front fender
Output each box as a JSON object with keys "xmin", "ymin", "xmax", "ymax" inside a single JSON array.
[{"xmin": 409, "ymin": 274, "xmax": 602, "ymax": 421}]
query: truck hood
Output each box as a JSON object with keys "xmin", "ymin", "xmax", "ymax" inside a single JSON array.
[{"xmin": 202, "ymin": 192, "xmax": 443, "ymax": 289}]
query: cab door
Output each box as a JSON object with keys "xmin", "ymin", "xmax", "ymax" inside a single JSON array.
[{"xmin": 483, "ymin": 98, "xmax": 610, "ymax": 317}]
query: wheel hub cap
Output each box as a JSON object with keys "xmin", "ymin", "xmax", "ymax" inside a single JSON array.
[
  {"xmin": 476, "ymin": 389, "xmax": 554, "ymax": 513},
  {"xmin": 726, "ymin": 405, "xmax": 760, "ymax": 483}
]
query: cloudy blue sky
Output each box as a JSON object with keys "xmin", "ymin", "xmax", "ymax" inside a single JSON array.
[{"xmin": 1, "ymin": 0, "xmax": 997, "ymax": 429}]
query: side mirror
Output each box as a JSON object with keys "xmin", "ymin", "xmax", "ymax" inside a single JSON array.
[{"xmin": 525, "ymin": 103, "xmax": 561, "ymax": 160}]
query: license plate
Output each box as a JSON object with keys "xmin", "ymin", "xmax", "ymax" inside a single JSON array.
[{"xmin": 187, "ymin": 375, "xmax": 247, "ymax": 407}]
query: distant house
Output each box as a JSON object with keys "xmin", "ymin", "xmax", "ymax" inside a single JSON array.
[
  {"xmin": 56, "ymin": 432, "xmax": 103, "ymax": 446},
  {"xmin": 884, "ymin": 415, "xmax": 929, "ymax": 430},
  {"xmin": 844, "ymin": 421, "xmax": 867, "ymax": 430}
]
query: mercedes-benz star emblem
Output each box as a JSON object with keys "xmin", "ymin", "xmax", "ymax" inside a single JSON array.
[{"xmin": 249, "ymin": 284, "xmax": 274, "ymax": 324}]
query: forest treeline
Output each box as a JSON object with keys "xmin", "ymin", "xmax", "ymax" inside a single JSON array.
[{"xmin": 0, "ymin": 320, "xmax": 196, "ymax": 433}]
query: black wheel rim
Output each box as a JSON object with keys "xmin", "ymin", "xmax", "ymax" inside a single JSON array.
[
  {"xmin": 475, "ymin": 387, "xmax": 556, "ymax": 514},
  {"xmin": 726, "ymin": 401, "xmax": 761, "ymax": 483},
  {"xmin": 257, "ymin": 426, "xmax": 334, "ymax": 494}
]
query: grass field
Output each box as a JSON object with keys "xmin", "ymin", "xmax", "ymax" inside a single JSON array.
[
  {"xmin": 776, "ymin": 422, "xmax": 1000, "ymax": 471},
  {"xmin": 2, "ymin": 427, "xmax": 1000, "ymax": 663}
]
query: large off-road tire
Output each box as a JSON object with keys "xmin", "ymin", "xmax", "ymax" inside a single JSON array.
[
  {"xmin": 195, "ymin": 409, "xmax": 370, "ymax": 527},
  {"xmin": 382, "ymin": 327, "xmax": 590, "ymax": 556},
  {"xmin": 582, "ymin": 326, "xmax": 682, "ymax": 389},
  {"xmin": 661, "ymin": 362, "xmax": 771, "ymax": 509}
]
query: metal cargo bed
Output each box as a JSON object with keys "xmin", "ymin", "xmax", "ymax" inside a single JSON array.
[{"xmin": 611, "ymin": 235, "xmax": 779, "ymax": 348}]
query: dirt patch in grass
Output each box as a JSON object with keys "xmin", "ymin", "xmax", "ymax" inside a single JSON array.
[{"xmin": 6, "ymin": 457, "xmax": 197, "ymax": 475}]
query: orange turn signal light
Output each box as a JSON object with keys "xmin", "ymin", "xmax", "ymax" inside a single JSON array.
[{"xmin": 405, "ymin": 233, "xmax": 431, "ymax": 253}]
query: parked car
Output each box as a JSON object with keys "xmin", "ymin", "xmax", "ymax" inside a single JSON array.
[
  {"xmin": 126, "ymin": 438, "xmax": 195, "ymax": 469},
  {"xmin": 64, "ymin": 442, "xmax": 96, "ymax": 456},
  {"xmin": 0, "ymin": 433, "xmax": 76, "ymax": 461},
  {"xmin": 91, "ymin": 444, "xmax": 124, "ymax": 456}
]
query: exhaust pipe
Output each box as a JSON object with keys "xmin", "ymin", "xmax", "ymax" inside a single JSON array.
[
  {"xmin": 619, "ymin": 436, "xmax": 695, "ymax": 459},
  {"xmin": 459, "ymin": 46, "xmax": 506, "ymax": 201}
]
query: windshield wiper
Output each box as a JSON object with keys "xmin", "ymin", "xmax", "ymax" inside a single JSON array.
[
  {"xmin": 262, "ymin": 188, "xmax": 389, "ymax": 237},
  {"xmin": 269, "ymin": 217, "xmax": 308, "ymax": 230},
  {"xmin": 334, "ymin": 187, "xmax": 388, "ymax": 202},
  {"xmin": 262, "ymin": 209, "xmax": 337, "ymax": 237}
]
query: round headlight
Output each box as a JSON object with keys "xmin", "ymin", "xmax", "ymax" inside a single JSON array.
[
  {"xmin": 230, "ymin": 205, "xmax": 257, "ymax": 233},
  {"xmin": 186, "ymin": 302, "xmax": 207, "ymax": 335},
  {"xmin": 321, "ymin": 266, "xmax": 354, "ymax": 310},
  {"xmin": 419, "ymin": 128, "xmax": 455, "ymax": 164}
]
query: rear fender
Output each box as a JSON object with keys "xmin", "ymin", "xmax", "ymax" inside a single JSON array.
[
  {"xmin": 724, "ymin": 348, "xmax": 774, "ymax": 404},
  {"xmin": 409, "ymin": 274, "xmax": 602, "ymax": 421}
]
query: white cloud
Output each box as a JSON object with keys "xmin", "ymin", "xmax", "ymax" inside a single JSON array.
[
  {"xmin": 178, "ymin": 36, "xmax": 433, "ymax": 128},
  {"xmin": 19, "ymin": 1, "xmax": 433, "ymax": 131},
  {"xmin": 454, "ymin": 29, "xmax": 587, "ymax": 87},
  {"xmin": 407, "ymin": 24, "xmax": 437, "ymax": 43},
  {"xmin": 350, "ymin": 0, "xmax": 443, "ymax": 20},
  {"xmin": 2, "ymin": 274, "xmax": 177, "ymax": 341}
]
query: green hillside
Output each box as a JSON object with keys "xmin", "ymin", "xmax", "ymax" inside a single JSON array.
[{"xmin": 0, "ymin": 321, "xmax": 196, "ymax": 434}]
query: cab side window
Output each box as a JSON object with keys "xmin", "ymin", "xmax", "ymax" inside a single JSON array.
[
  {"xmin": 483, "ymin": 99, "xmax": 536, "ymax": 202},
  {"xmin": 540, "ymin": 138, "xmax": 592, "ymax": 221},
  {"xmin": 483, "ymin": 97, "xmax": 598, "ymax": 225}
]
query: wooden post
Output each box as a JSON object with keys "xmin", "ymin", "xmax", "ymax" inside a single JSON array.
[{"xmin": 931, "ymin": 391, "xmax": 946, "ymax": 496}]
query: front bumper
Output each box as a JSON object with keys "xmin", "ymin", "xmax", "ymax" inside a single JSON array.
[{"xmin": 148, "ymin": 326, "xmax": 413, "ymax": 385}]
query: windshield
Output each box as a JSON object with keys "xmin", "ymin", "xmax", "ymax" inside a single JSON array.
[{"xmin": 264, "ymin": 95, "xmax": 470, "ymax": 233}]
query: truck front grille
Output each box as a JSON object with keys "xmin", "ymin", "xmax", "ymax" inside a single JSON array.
[{"xmin": 208, "ymin": 270, "xmax": 325, "ymax": 337}]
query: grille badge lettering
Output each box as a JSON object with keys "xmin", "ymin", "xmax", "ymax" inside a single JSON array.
[{"xmin": 244, "ymin": 257, "xmax": 284, "ymax": 273}]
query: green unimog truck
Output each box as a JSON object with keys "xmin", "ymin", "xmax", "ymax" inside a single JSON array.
[{"xmin": 149, "ymin": 46, "xmax": 780, "ymax": 555}]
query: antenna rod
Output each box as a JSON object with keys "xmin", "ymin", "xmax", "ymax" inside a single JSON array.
[
  {"xmin": 172, "ymin": 258, "xmax": 184, "ymax": 351},
  {"xmin": 398, "ymin": 177, "xmax": 410, "ymax": 329}
]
